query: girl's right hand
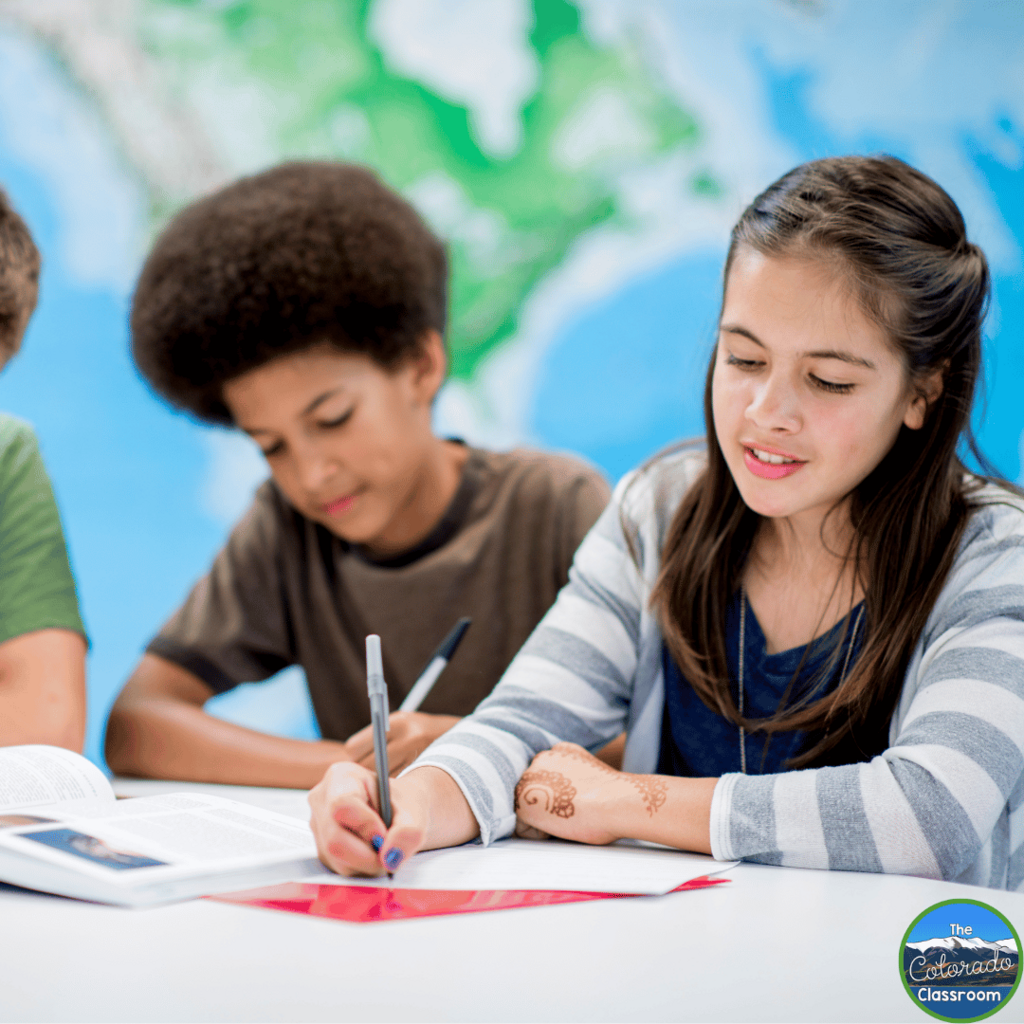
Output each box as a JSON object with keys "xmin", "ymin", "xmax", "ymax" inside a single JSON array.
[{"xmin": 307, "ymin": 761, "xmax": 427, "ymax": 876}]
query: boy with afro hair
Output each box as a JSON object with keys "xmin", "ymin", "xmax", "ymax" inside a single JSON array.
[
  {"xmin": 0, "ymin": 186, "xmax": 86, "ymax": 749},
  {"xmin": 105, "ymin": 162, "xmax": 610, "ymax": 787}
]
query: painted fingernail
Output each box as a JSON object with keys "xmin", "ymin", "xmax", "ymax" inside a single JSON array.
[
  {"xmin": 384, "ymin": 847, "xmax": 404, "ymax": 871},
  {"xmin": 371, "ymin": 834, "xmax": 384, "ymax": 852}
]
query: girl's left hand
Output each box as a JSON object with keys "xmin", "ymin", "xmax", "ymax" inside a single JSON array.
[{"xmin": 513, "ymin": 742, "xmax": 668, "ymax": 845}]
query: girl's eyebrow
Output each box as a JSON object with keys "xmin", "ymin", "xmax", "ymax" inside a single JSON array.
[{"xmin": 720, "ymin": 323, "xmax": 876, "ymax": 370}]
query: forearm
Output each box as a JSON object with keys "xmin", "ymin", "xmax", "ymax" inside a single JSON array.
[
  {"xmin": 400, "ymin": 765, "xmax": 480, "ymax": 850},
  {"xmin": 106, "ymin": 695, "xmax": 350, "ymax": 788},
  {"xmin": 611, "ymin": 774, "xmax": 716, "ymax": 855},
  {"xmin": 514, "ymin": 744, "xmax": 716, "ymax": 853}
]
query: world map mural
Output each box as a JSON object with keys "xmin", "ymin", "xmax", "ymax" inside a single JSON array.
[{"xmin": 0, "ymin": 0, "xmax": 1020, "ymax": 763}]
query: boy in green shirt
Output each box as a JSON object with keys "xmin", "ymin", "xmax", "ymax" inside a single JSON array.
[
  {"xmin": 0, "ymin": 187, "xmax": 87, "ymax": 749},
  {"xmin": 106, "ymin": 162, "xmax": 610, "ymax": 787}
]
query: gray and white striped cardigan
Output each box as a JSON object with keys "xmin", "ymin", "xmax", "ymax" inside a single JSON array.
[{"xmin": 414, "ymin": 449, "xmax": 1024, "ymax": 890}]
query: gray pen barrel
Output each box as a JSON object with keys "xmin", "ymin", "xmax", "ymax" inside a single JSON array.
[{"xmin": 370, "ymin": 691, "xmax": 392, "ymax": 827}]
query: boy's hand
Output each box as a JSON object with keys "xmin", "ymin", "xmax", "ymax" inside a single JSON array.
[
  {"xmin": 343, "ymin": 711, "xmax": 461, "ymax": 776},
  {"xmin": 308, "ymin": 761, "xmax": 427, "ymax": 876},
  {"xmin": 513, "ymin": 742, "xmax": 668, "ymax": 846}
]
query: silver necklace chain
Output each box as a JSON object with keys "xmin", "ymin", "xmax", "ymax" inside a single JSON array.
[{"xmin": 737, "ymin": 591, "xmax": 865, "ymax": 775}]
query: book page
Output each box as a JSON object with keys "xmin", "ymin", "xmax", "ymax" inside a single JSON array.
[
  {"xmin": 111, "ymin": 778, "xmax": 311, "ymax": 820},
  {"xmin": 86, "ymin": 795, "xmax": 318, "ymax": 864},
  {"xmin": 298, "ymin": 837, "xmax": 733, "ymax": 895},
  {"xmin": 0, "ymin": 746, "xmax": 112, "ymax": 815},
  {"xmin": 0, "ymin": 794, "xmax": 319, "ymax": 880}
]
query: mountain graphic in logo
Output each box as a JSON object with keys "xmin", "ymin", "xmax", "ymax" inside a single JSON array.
[{"xmin": 904, "ymin": 935, "xmax": 1019, "ymax": 987}]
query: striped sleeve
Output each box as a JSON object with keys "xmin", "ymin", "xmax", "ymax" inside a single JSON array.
[
  {"xmin": 711, "ymin": 507, "xmax": 1024, "ymax": 885},
  {"xmin": 411, "ymin": 476, "xmax": 648, "ymax": 844}
]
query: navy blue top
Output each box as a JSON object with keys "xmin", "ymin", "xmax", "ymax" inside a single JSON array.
[{"xmin": 658, "ymin": 592, "xmax": 865, "ymax": 776}]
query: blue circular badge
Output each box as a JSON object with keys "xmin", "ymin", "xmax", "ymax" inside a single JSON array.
[{"xmin": 900, "ymin": 900, "xmax": 1020, "ymax": 1021}]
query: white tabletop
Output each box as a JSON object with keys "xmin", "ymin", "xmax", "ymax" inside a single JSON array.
[{"xmin": 2, "ymin": 779, "xmax": 1022, "ymax": 1023}]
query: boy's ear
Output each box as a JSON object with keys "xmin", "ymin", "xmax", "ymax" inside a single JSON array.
[
  {"xmin": 410, "ymin": 329, "xmax": 448, "ymax": 403},
  {"xmin": 903, "ymin": 365, "xmax": 944, "ymax": 431}
]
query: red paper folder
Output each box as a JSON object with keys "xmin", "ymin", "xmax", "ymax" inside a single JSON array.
[{"xmin": 209, "ymin": 875, "xmax": 728, "ymax": 924}]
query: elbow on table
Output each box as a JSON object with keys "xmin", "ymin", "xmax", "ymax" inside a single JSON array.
[
  {"xmin": 876, "ymin": 846, "xmax": 980, "ymax": 885},
  {"xmin": 745, "ymin": 846, "xmax": 964, "ymax": 883},
  {"xmin": 876, "ymin": 757, "xmax": 990, "ymax": 883},
  {"xmin": 103, "ymin": 698, "xmax": 153, "ymax": 776},
  {"xmin": 933, "ymin": 838, "xmax": 987, "ymax": 885},
  {"xmin": 858, "ymin": 816, "xmax": 985, "ymax": 884}
]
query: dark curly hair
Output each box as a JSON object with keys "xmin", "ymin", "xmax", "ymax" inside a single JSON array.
[
  {"xmin": 0, "ymin": 186, "xmax": 40, "ymax": 365},
  {"xmin": 131, "ymin": 161, "xmax": 448, "ymax": 424}
]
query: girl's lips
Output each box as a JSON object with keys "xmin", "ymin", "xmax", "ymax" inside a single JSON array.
[
  {"xmin": 324, "ymin": 494, "xmax": 358, "ymax": 516},
  {"xmin": 742, "ymin": 446, "xmax": 806, "ymax": 480}
]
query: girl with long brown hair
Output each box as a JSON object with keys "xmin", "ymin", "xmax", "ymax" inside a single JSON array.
[{"xmin": 308, "ymin": 155, "xmax": 1024, "ymax": 889}]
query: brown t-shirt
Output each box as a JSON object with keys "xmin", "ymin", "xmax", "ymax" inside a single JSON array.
[{"xmin": 148, "ymin": 447, "xmax": 610, "ymax": 740}]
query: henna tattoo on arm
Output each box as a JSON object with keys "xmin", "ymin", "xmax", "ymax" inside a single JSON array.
[
  {"xmin": 552, "ymin": 744, "xmax": 619, "ymax": 775},
  {"xmin": 514, "ymin": 769, "xmax": 576, "ymax": 819},
  {"xmin": 550, "ymin": 744, "xmax": 667, "ymax": 817},
  {"xmin": 630, "ymin": 775, "xmax": 668, "ymax": 816}
]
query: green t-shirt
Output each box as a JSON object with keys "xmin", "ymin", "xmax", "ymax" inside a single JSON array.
[{"xmin": 0, "ymin": 414, "xmax": 85, "ymax": 644}]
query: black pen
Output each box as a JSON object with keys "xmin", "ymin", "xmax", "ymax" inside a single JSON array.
[
  {"xmin": 365, "ymin": 634, "xmax": 393, "ymax": 875},
  {"xmin": 398, "ymin": 617, "xmax": 471, "ymax": 712}
]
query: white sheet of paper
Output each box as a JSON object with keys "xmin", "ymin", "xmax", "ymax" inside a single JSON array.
[{"xmin": 297, "ymin": 838, "xmax": 733, "ymax": 895}]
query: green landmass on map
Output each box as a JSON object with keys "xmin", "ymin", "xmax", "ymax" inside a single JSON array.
[{"xmin": 141, "ymin": 0, "xmax": 708, "ymax": 379}]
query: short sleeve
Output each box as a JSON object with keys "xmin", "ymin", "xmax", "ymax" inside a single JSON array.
[
  {"xmin": 0, "ymin": 417, "xmax": 85, "ymax": 645},
  {"xmin": 146, "ymin": 482, "xmax": 296, "ymax": 694}
]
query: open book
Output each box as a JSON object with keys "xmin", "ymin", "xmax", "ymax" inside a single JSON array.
[{"xmin": 0, "ymin": 745, "xmax": 320, "ymax": 907}]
